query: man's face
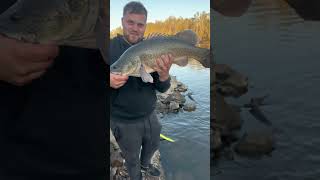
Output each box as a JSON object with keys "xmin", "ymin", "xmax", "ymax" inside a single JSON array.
[{"xmin": 122, "ymin": 12, "xmax": 147, "ymax": 44}]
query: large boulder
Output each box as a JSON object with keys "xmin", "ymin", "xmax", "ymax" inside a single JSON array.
[
  {"xmin": 214, "ymin": 64, "xmax": 248, "ymax": 97},
  {"xmin": 183, "ymin": 102, "xmax": 196, "ymax": 112},
  {"xmin": 234, "ymin": 131, "xmax": 274, "ymax": 156}
]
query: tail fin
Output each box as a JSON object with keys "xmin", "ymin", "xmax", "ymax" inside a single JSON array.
[{"xmin": 199, "ymin": 48, "xmax": 211, "ymax": 68}]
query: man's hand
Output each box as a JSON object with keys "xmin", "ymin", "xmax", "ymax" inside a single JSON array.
[
  {"xmin": 154, "ymin": 54, "xmax": 173, "ymax": 82},
  {"xmin": 0, "ymin": 35, "xmax": 59, "ymax": 86},
  {"xmin": 110, "ymin": 73, "xmax": 128, "ymax": 89}
]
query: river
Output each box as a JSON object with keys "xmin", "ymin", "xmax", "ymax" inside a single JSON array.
[
  {"xmin": 213, "ymin": 0, "xmax": 320, "ymax": 179},
  {"xmin": 160, "ymin": 64, "xmax": 210, "ymax": 180}
]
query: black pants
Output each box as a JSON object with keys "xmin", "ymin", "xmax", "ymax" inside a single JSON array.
[{"xmin": 110, "ymin": 111, "xmax": 161, "ymax": 180}]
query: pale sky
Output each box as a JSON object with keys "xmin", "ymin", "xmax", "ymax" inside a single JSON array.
[{"xmin": 110, "ymin": 0, "xmax": 210, "ymax": 30}]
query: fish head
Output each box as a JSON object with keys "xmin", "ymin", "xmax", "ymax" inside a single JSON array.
[{"xmin": 110, "ymin": 56, "xmax": 141, "ymax": 76}]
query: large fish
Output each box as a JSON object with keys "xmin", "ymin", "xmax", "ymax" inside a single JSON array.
[
  {"xmin": 0, "ymin": 0, "xmax": 108, "ymax": 62},
  {"xmin": 110, "ymin": 30, "xmax": 210, "ymax": 83}
]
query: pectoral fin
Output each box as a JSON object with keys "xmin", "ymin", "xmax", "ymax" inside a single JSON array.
[
  {"xmin": 174, "ymin": 56, "xmax": 188, "ymax": 66},
  {"xmin": 140, "ymin": 65, "xmax": 154, "ymax": 83}
]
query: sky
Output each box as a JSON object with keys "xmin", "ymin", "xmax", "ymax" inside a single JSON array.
[{"xmin": 110, "ymin": 0, "xmax": 210, "ymax": 30}]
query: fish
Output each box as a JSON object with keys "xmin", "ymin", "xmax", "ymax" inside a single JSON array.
[
  {"xmin": 0, "ymin": 0, "xmax": 108, "ymax": 62},
  {"xmin": 110, "ymin": 30, "xmax": 210, "ymax": 83}
]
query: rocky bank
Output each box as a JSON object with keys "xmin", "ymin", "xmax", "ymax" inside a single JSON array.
[{"xmin": 212, "ymin": 64, "xmax": 275, "ymax": 163}]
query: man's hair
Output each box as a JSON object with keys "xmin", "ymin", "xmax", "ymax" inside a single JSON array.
[{"xmin": 123, "ymin": 1, "xmax": 148, "ymax": 17}]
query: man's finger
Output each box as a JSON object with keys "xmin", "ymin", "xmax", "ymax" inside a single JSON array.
[
  {"xmin": 158, "ymin": 56, "xmax": 165, "ymax": 67},
  {"xmin": 165, "ymin": 54, "xmax": 171, "ymax": 64},
  {"xmin": 115, "ymin": 82, "xmax": 125, "ymax": 88},
  {"xmin": 16, "ymin": 43, "xmax": 59, "ymax": 61},
  {"xmin": 23, "ymin": 60, "xmax": 54, "ymax": 75},
  {"xmin": 14, "ymin": 70, "xmax": 47, "ymax": 86},
  {"xmin": 113, "ymin": 76, "xmax": 125, "ymax": 81},
  {"xmin": 113, "ymin": 75, "xmax": 128, "ymax": 81}
]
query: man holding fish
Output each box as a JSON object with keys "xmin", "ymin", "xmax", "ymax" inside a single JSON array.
[{"xmin": 109, "ymin": 1, "xmax": 173, "ymax": 180}]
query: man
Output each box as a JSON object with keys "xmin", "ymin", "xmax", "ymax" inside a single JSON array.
[
  {"xmin": 109, "ymin": 1, "xmax": 173, "ymax": 180},
  {"xmin": 0, "ymin": 1, "xmax": 107, "ymax": 179}
]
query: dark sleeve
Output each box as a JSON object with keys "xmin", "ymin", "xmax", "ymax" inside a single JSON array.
[
  {"xmin": 108, "ymin": 38, "xmax": 118, "ymax": 65},
  {"xmin": 109, "ymin": 36, "xmax": 129, "ymax": 65},
  {"xmin": 152, "ymin": 72, "xmax": 171, "ymax": 93}
]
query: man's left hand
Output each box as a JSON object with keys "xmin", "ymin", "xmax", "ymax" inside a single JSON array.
[{"xmin": 154, "ymin": 54, "xmax": 173, "ymax": 82}]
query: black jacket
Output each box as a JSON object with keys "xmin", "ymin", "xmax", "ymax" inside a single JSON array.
[
  {"xmin": 0, "ymin": 1, "xmax": 108, "ymax": 177},
  {"xmin": 109, "ymin": 35, "xmax": 171, "ymax": 121}
]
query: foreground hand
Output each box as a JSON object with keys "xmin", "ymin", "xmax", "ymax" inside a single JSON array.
[
  {"xmin": 0, "ymin": 35, "xmax": 59, "ymax": 86},
  {"xmin": 110, "ymin": 73, "xmax": 128, "ymax": 89},
  {"xmin": 154, "ymin": 54, "xmax": 173, "ymax": 82}
]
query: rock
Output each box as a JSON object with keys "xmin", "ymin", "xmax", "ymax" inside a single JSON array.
[
  {"xmin": 214, "ymin": 64, "xmax": 248, "ymax": 97},
  {"xmin": 173, "ymin": 92, "xmax": 186, "ymax": 105},
  {"xmin": 216, "ymin": 93, "xmax": 242, "ymax": 133},
  {"xmin": 110, "ymin": 149, "xmax": 123, "ymax": 167},
  {"xmin": 170, "ymin": 76, "xmax": 178, "ymax": 89},
  {"xmin": 157, "ymin": 93, "xmax": 170, "ymax": 102},
  {"xmin": 183, "ymin": 102, "xmax": 196, "ymax": 112},
  {"xmin": 156, "ymin": 75, "xmax": 190, "ymax": 114},
  {"xmin": 212, "ymin": 129, "xmax": 222, "ymax": 150},
  {"xmin": 176, "ymin": 83, "xmax": 188, "ymax": 92},
  {"xmin": 163, "ymin": 94, "xmax": 175, "ymax": 104},
  {"xmin": 111, "ymin": 167, "xmax": 117, "ymax": 176},
  {"xmin": 169, "ymin": 101, "xmax": 180, "ymax": 112},
  {"xmin": 234, "ymin": 131, "xmax": 274, "ymax": 156},
  {"xmin": 158, "ymin": 113, "xmax": 164, "ymax": 119},
  {"xmin": 149, "ymin": 150, "xmax": 165, "ymax": 180},
  {"xmin": 156, "ymin": 101, "xmax": 168, "ymax": 113}
]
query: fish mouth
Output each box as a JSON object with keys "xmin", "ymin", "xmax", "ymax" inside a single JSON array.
[
  {"xmin": 110, "ymin": 69, "xmax": 122, "ymax": 75},
  {"xmin": 110, "ymin": 65, "xmax": 122, "ymax": 75}
]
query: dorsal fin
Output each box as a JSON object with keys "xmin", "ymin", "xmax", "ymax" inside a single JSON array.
[
  {"xmin": 144, "ymin": 33, "xmax": 171, "ymax": 40},
  {"xmin": 175, "ymin": 29, "xmax": 198, "ymax": 46},
  {"xmin": 144, "ymin": 29, "xmax": 199, "ymax": 46}
]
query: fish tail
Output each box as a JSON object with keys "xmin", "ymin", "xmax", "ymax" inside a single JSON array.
[{"xmin": 197, "ymin": 48, "xmax": 211, "ymax": 68}]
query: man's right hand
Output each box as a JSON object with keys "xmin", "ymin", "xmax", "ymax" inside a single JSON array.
[
  {"xmin": 110, "ymin": 73, "xmax": 128, "ymax": 89},
  {"xmin": 0, "ymin": 35, "xmax": 59, "ymax": 86}
]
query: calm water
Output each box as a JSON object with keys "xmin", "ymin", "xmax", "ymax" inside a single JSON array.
[
  {"xmin": 213, "ymin": 0, "xmax": 320, "ymax": 179},
  {"xmin": 160, "ymin": 64, "xmax": 210, "ymax": 180}
]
